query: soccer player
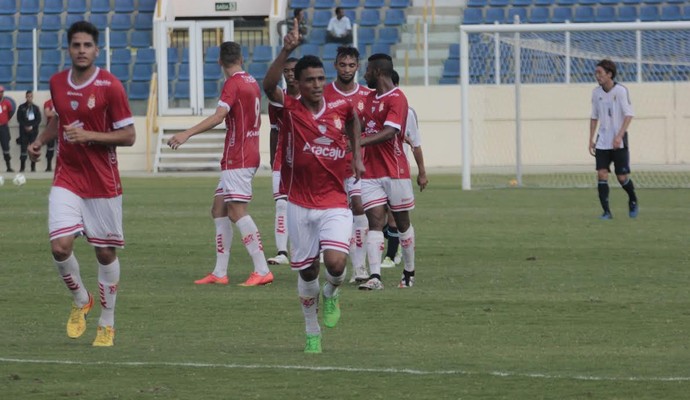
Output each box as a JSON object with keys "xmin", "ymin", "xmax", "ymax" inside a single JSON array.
[
  {"xmin": 358, "ymin": 54, "xmax": 417, "ymax": 290},
  {"xmin": 323, "ymin": 45, "xmax": 372, "ymax": 284},
  {"xmin": 589, "ymin": 59, "xmax": 638, "ymax": 220},
  {"xmin": 28, "ymin": 21, "xmax": 136, "ymax": 347},
  {"xmin": 168, "ymin": 41, "xmax": 273, "ymax": 287},
  {"xmin": 263, "ymin": 21, "xmax": 365, "ymax": 353},
  {"xmin": 381, "ymin": 70, "xmax": 428, "ymax": 269},
  {"xmin": 266, "ymin": 57, "xmax": 300, "ymax": 266}
]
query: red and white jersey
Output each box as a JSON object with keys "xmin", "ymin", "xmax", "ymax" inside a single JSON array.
[
  {"xmin": 0, "ymin": 97, "xmax": 13, "ymax": 125},
  {"xmin": 272, "ymin": 95, "xmax": 355, "ymax": 210},
  {"xmin": 218, "ymin": 71, "xmax": 261, "ymax": 170},
  {"xmin": 361, "ymin": 87, "xmax": 410, "ymax": 179},
  {"xmin": 323, "ymin": 82, "xmax": 371, "ymax": 119},
  {"xmin": 268, "ymin": 90, "xmax": 300, "ymax": 172},
  {"xmin": 50, "ymin": 68, "xmax": 133, "ymax": 198}
]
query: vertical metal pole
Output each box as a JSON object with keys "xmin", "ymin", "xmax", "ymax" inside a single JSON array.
[
  {"xmin": 636, "ymin": 26, "xmax": 642, "ymax": 83},
  {"xmin": 494, "ymin": 31, "xmax": 500, "ymax": 85},
  {"xmin": 565, "ymin": 29, "xmax": 570, "ymax": 84},
  {"xmin": 515, "ymin": 28, "xmax": 522, "ymax": 187},
  {"xmin": 32, "ymin": 29, "xmax": 38, "ymax": 92},
  {"xmin": 424, "ymin": 22, "xmax": 429, "ymax": 86},
  {"xmin": 460, "ymin": 27, "xmax": 471, "ymax": 190}
]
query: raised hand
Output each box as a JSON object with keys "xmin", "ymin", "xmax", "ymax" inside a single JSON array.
[{"xmin": 283, "ymin": 18, "xmax": 301, "ymax": 52}]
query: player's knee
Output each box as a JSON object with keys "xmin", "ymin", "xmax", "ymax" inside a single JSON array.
[
  {"xmin": 323, "ymin": 251, "xmax": 347, "ymax": 275},
  {"xmin": 50, "ymin": 240, "xmax": 73, "ymax": 261},
  {"xmin": 95, "ymin": 247, "xmax": 117, "ymax": 265},
  {"xmin": 299, "ymin": 263, "xmax": 320, "ymax": 281}
]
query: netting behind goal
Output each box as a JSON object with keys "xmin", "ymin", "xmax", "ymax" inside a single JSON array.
[{"xmin": 459, "ymin": 21, "xmax": 690, "ymax": 190}]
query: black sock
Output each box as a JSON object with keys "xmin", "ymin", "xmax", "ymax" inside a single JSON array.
[
  {"xmin": 621, "ymin": 178, "xmax": 637, "ymax": 204},
  {"xmin": 598, "ymin": 180, "xmax": 610, "ymax": 213},
  {"xmin": 386, "ymin": 227, "xmax": 399, "ymax": 259}
]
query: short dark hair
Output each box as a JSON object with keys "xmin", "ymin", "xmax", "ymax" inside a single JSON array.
[
  {"xmin": 219, "ymin": 41, "xmax": 242, "ymax": 67},
  {"xmin": 391, "ymin": 70, "xmax": 399, "ymax": 86},
  {"xmin": 336, "ymin": 46, "xmax": 360, "ymax": 62},
  {"xmin": 597, "ymin": 59, "xmax": 617, "ymax": 80},
  {"xmin": 367, "ymin": 53, "xmax": 394, "ymax": 77},
  {"xmin": 294, "ymin": 8, "xmax": 303, "ymax": 18},
  {"xmin": 286, "ymin": 57, "xmax": 299, "ymax": 64},
  {"xmin": 335, "ymin": 7, "xmax": 343, "ymax": 14},
  {"xmin": 67, "ymin": 21, "xmax": 99, "ymax": 45},
  {"xmin": 295, "ymin": 55, "xmax": 324, "ymax": 80},
  {"xmin": 26, "ymin": 90, "xmax": 33, "ymax": 95}
]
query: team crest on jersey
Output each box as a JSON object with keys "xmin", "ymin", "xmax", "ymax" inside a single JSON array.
[
  {"xmin": 334, "ymin": 117, "xmax": 342, "ymax": 130},
  {"xmin": 70, "ymin": 101, "xmax": 79, "ymax": 110},
  {"xmin": 318, "ymin": 124, "xmax": 327, "ymax": 134},
  {"xmin": 87, "ymin": 95, "xmax": 96, "ymax": 109},
  {"xmin": 358, "ymin": 101, "xmax": 364, "ymax": 111},
  {"xmin": 379, "ymin": 102, "xmax": 385, "ymax": 112}
]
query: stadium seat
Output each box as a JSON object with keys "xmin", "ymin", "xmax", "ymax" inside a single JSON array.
[
  {"xmin": 178, "ymin": 63, "xmax": 190, "ymax": 81},
  {"xmin": 642, "ymin": 0, "xmax": 662, "ymax": 4},
  {"xmin": 136, "ymin": 48, "xmax": 156, "ymax": 65},
  {"xmin": 66, "ymin": 0, "xmax": 87, "ymax": 13},
  {"xmin": 89, "ymin": 13, "xmax": 109, "ymax": 30},
  {"xmin": 489, "ymin": 0, "xmax": 509, "ymax": 6},
  {"xmin": 300, "ymin": 44, "xmax": 321, "ymax": 57},
  {"xmin": 466, "ymin": 0, "xmax": 487, "ymax": 7},
  {"xmin": 66, "ymin": 13, "xmax": 86, "ymax": 28},
  {"xmin": 204, "ymin": 46, "xmax": 220, "ymax": 63},
  {"xmin": 91, "ymin": 0, "xmax": 111, "ymax": 13},
  {"xmin": 111, "ymin": 14, "xmax": 133, "ymax": 31},
  {"xmin": 0, "ymin": 16, "xmax": 16, "ymax": 32},
  {"xmin": 578, "ymin": 0, "xmax": 597, "ymax": 4},
  {"xmin": 442, "ymin": 59, "xmax": 460, "ymax": 78},
  {"xmin": 248, "ymin": 62, "xmax": 268, "ymax": 79},
  {"xmin": 363, "ymin": 0, "xmax": 385, "ymax": 8},
  {"xmin": 683, "ymin": 5, "xmax": 690, "ymax": 21},
  {"xmin": 131, "ymin": 31, "xmax": 152, "ymax": 48},
  {"xmin": 132, "ymin": 64, "xmax": 154, "ymax": 82},
  {"xmin": 173, "ymin": 81, "xmax": 190, "ymax": 100},
  {"xmin": 314, "ymin": 0, "xmax": 335, "ymax": 8},
  {"xmin": 384, "ymin": 9, "xmax": 406, "ymax": 26},
  {"xmin": 573, "ymin": 6, "xmax": 594, "ymax": 23},
  {"xmin": 448, "ymin": 43, "xmax": 460, "ymax": 59},
  {"xmin": 660, "ymin": 5, "xmax": 681, "ymax": 21},
  {"xmin": 203, "ymin": 63, "xmax": 223, "ymax": 81},
  {"xmin": 41, "ymin": 14, "xmax": 63, "ymax": 31},
  {"xmin": 16, "ymin": 66, "xmax": 34, "ymax": 83},
  {"xmin": 110, "ymin": 64, "xmax": 130, "ymax": 82},
  {"xmin": 0, "ymin": 0, "xmax": 16, "ymax": 15},
  {"xmin": 507, "ymin": 7, "xmax": 528, "ymax": 23},
  {"xmin": 290, "ymin": 0, "xmax": 311, "ymax": 8},
  {"xmin": 252, "ymin": 45, "xmax": 273, "ymax": 63},
  {"xmin": 18, "ymin": 16, "xmax": 39, "ymax": 31},
  {"xmin": 110, "ymin": 32, "xmax": 129, "ymax": 49},
  {"xmin": 555, "ymin": 0, "xmax": 576, "ymax": 4},
  {"xmin": 340, "ymin": 0, "xmax": 360, "ymax": 8},
  {"xmin": 203, "ymin": 81, "xmax": 219, "ymax": 99},
  {"xmin": 39, "ymin": 32, "xmax": 60, "ymax": 50},
  {"xmin": 594, "ymin": 6, "xmax": 615, "ymax": 22},
  {"xmin": 16, "ymin": 32, "xmax": 34, "ymax": 50},
  {"xmin": 111, "ymin": 48, "xmax": 132, "ymax": 65},
  {"xmin": 134, "ymin": 13, "xmax": 154, "ymax": 30},
  {"xmin": 129, "ymin": 82, "xmax": 150, "ymax": 100},
  {"xmin": 19, "ymin": 0, "xmax": 40, "ymax": 15},
  {"xmin": 167, "ymin": 48, "xmax": 179, "ymax": 64},
  {"xmin": 439, "ymin": 77, "xmax": 458, "ymax": 85},
  {"xmin": 615, "ymin": 6, "xmax": 637, "ymax": 22},
  {"xmin": 528, "ymin": 7, "xmax": 550, "ymax": 23},
  {"xmin": 463, "ymin": 8, "xmax": 483, "ymax": 24},
  {"xmin": 39, "ymin": 65, "xmax": 56, "ymax": 84},
  {"xmin": 551, "ymin": 7, "xmax": 573, "ymax": 23},
  {"xmin": 511, "ymin": 0, "xmax": 532, "ymax": 6},
  {"xmin": 0, "ymin": 36, "xmax": 10, "ymax": 50},
  {"xmin": 114, "ymin": 0, "xmax": 135, "ymax": 13},
  {"xmin": 357, "ymin": 27, "xmax": 376, "ymax": 45},
  {"xmin": 390, "ymin": 0, "xmax": 410, "ymax": 8},
  {"xmin": 312, "ymin": 10, "xmax": 331, "ymax": 28},
  {"xmin": 323, "ymin": 63, "xmax": 336, "ymax": 79},
  {"xmin": 371, "ymin": 43, "xmax": 391, "ymax": 56},
  {"xmin": 533, "ymin": 0, "xmax": 554, "ymax": 5},
  {"xmin": 43, "ymin": 0, "xmax": 64, "ymax": 14},
  {"xmin": 140, "ymin": 0, "xmax": 158, "ymax": 13},
  {"xmin": 621, "ymin": 0, "xmax": 640, "ymax": 3},
  {"xmin": 485, "ymin": 8, "xmax": 506, "ymax": 24},
  {"xmin": 344, "ymin": 9, "xmax": 356, "ymax": 22},
  {"xmin": 0, "ymin": 50, "xmax": 14, "ymax": 66},
  {"xmin": 598, "ymin": 0, "xmax": 620, "ymax": 4},
  {"xmin": 378, "ymin": 27, "xmax": 399, "ymax": 44},
  {"xmin": 360, "ymin": 9, "xmax": 381, "ymax": 26},
  {"xmin": 18, "ymin": 50, "xmax": 33, "ymax": 65},
  {"xmin": 322, "ymin": 43, "xmax": 339, "ymax": 60},
  {"xmin": 640, "ymin": 5, "xmax": 659, "ymax": 21}
]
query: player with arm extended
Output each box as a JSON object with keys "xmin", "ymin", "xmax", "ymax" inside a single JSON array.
[
  {"xmin": 357, "ymin": 54, "xmax": 417, "ymax": 290},
  {"xmin": 263, "ymin": 21, "xmax": 365, "ymax": 353},
  {"xmin": 589, "ymin": 59, "xmax": 638, "ymax": 220},
  {"xmin": 266, "ymin": 57, "xmax": 300, "ymax": 266},
  {"xmin": 168, "ymin": 41, "xmax": 273, "ymax": 287},
  {"xmin": 323, "ymin": 45, "xmax": 372, "ymax": 284},
  {"xmin": 28, "ymin": 21, "xmax": 136, "ymax": 347}
]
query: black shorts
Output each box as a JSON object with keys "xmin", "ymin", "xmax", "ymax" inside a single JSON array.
[{"xmin": 595, "ymin": 148, "xmax": 630, "ymax": 175}]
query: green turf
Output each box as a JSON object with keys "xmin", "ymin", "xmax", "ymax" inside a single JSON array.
[{"xmin": 1, "ymin": 175, "xmax": 689, "ymax": 399}]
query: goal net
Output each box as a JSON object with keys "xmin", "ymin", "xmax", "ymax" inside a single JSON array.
[{"xmin": 458, "ymin": 21, "xmax": 690, "ymax": 190}]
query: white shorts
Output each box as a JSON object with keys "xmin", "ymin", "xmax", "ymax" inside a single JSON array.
[
  {"xmin": 272, "ymin": 171, "xmax": 286, "ymax": 200},
  {"xmin": 287, "ymin": 203, "xmax": 353, "ymax": 271},
  {"xmin": 48, "ymin": 186, "xmax": 124, "ymax": 248},
  {"xmin": 361, "ymin": 177, "xmax": 415, "ymax": 212},
  {"xmin": 345, "ymin": 176, "xmax": 361, "ymax": 198},
  {"xmin": 215, "ymin": 167, "xmax": 257, "ymax": 203}
]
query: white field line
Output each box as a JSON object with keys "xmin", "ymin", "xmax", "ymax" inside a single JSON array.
[{"xmin": 1, "ymin": 357, "xmax": 689, "ymax": 382}]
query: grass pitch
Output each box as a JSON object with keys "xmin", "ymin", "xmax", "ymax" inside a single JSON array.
[{"xmin": 1, "ymin": 174, "xmax": 689, "ymax": 399}]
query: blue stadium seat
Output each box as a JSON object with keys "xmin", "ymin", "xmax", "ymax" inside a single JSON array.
[
  {"xmin": 111, "ymin": 48, "xmax": 132, "ymax": 65},
  {"xmin": 485, "ymin": 8, "xmax": 506, "ymax": 24},
  {"xmin": 598, "ymin": 0, "xmax": 620, "ymax": 4},
  {"xmin": 110, "ymin": 64, "xmax": 130, "ymax": 82},
  {"xmin": 463, "ymin": 8, "xmax": 484, "ymax": 24},
  {"xmin": 378, "ymin": 27, "xmax": 399, "ymax": 44},
  {"xmin": 314, "ymin": 0, "xmax": 335, "ymax": 9},
  {"xmin": 357, "ymin": 27, "xmax": 376, "ymax": 45},
  {"xmin": 573, "ymin": 6, "xmax": 594, "ymax": 23},
  {"xmin": 340, "ymin": 0, "xmax": 360, "ymax": 8},
  {"xmin": 248, "ymin": 62, "xmax": 268, "ymax": 79},
  {"xmin": 252, "ymin": 45, "xmax": 273, "ymax": 63},
  {"xmin": 300, "ymin": 44, "xmax": 321, "ymax": 57},
  {"xmin": 91, "ymin": 0, "xmax": 111, "ymax": 13},
  {"xmin": 66, "ymin": 13, "xmax": 86, "ymax": 28},
  {"xmin": 114, "ymin": 0, "xmax": 135, "ymax": 13},
  {"xmin": 322, "ymin": 43, "xmax": 340, "ymax": 60},
  {"xmin": 39, "ymin": 32, "xmax": 60, "ymax": 49},
  {"xmin": 511, "ymin": 0, "xmax": 532, "ymax": 5},
  {"xmin": 43, "ymin": 0, "xmax": 64, "ymax": 14},
  {"xmin": 555, "ymin": 0, "xmax": 576, "ymax": 4},
  {"xmin": 324, "ymin": 63, "xmax": 337, "ymax": 79},
  {"xmin": 178, "ymin": 63, "xmax": 190, "ymax": 81},
  {"xmin": 203, "ymin": 81, "xmax": 219, "ymax": 99},
  {"xmin": 66, "ymin": 0, "xmax": 87, "ymax": 13},
  {"xmin": 439, "ymin": 77, "xmax": 458, "ymax": 85},
  {"xmin": 290, "ymin": 0, "xmax": 311, "ymax": 8},
  {"xmin": 132, "ymin": 64, "xmax": 154, "ymax": 82},
  {"xmin": 140, "ymin": 0, "xmax": 158, "ymax": 13},
  {"xmin": 642, "ymin": 0, "xmax": 662, "ymax": 4},
  {"xmin": 528, "ymin": 7, "xmax": 550, "ymax": 23},
  {"xmin": 533, "ymin": 0, "xmax": 554, "ymax": 5},
  {"xmin": 110, "ymin": 32, "xmax": 129, "ymax": 49},
  {"xmin": 181, "ymin": 48, "xmax": 189, "ymax": 63},
  {"xmin": 616, "ymin": 6, "xmax": 637, "ymax": 22},
  {"xmin": 363, "ymin": 0, "xmax": 385, "ymax": 8},
  {"xmin": 640, "ymin": 5, "xmax": 659, "ymax": 21},
  {"xmin": 204, "ymin": 46, "xmax": 220, "ymax": 63},
  {"xmin": 42, "ymin": 14, "xmax": 63, "ymax": 31},
  {"xmin": 16, "ymin": 32, "xmax": 34, "ymax": 50},
  {"xmin": 578, "ymin": 0, "xmax": 596, "ymax": 4},
  {"xmin": 466, "ymin": 0, "xmax": 487, "ymax": 6},
  {"xmin": 0, "ymin": 16, "xmax": 15, "ymax": 32},
  {"xmin": 173, "ymin": 81, "xmax": 190, "ymax": 99},
  {"xmin": 0, "ymin": 50, "xmax": 14, "ymax": 66},
  {"xmin": 0, "ymin": 68, "xmax": 11, "ymax": 86},
  {"xmin": 384, "ymin": 9, "xmax": 406, "ymax": 26},
  {"xmin": 167, "ymin": 48, "xmax": 179, "ymax": 64},
  {"xmin": 0, "ymin": 0, "xmax": 16, "ymax": 15},
  {"xmin": 18, "ymin": 50, "xmax": 33, "ymax": 65},
  {"xmin": 41, "ymin": 50, "xmax": 62, "ymax": 67},
  {"xmin": 134, "ymin": 13, "xmax": 154, "ymax": 30},
  {"xmin": 448, "ymin": 43, "xmax": 460, "ymax": 59},
  {"xmin": 390, "ymin": 0, "xmax": 410, "ymax": 8},
  {"xmin": 203, "ymin": 63, "xmax": 223, "ymax": 81},
  {"xmin": 131, "ymin": 31, "xmax": 152, "ymax": 48},
  {"xmin": 442, "ymin": 59, "xmax": 460, "ymax": 78},
  {"xmin": 344, "ymin": 9, "xmax": 356, "ymax": 22},
  {"xmin": 111, "ymin": 14, "xmax": 133, "ymax": 31},
  {"xmin": 89, "ymin": 13, "xmax": 109, "ymax": 29},
  {"xmin": 507, "ymin": 7, "xmax": 528, "ymax": 23},
  {"xmin": 371, "ymin": 43, "xmax": 391, "ymax": 56},
  {"xmin": 40, "ymin": 65, "xmax": 55, "ymax": 84},
  {"xmin": 19, "ymin": 0, "xmax": 40, "ymax": 14},
  {"xmin": 489, "ymin": 0, "xmax": 509, "ymax": 6},
  {"xmin": 660, "ymin": 5, "xmax": 681, "ymax": 21},
  {"xmin": 360, "ymin": 9, "xmax": 381, "ymax": 26},
  {"xmin": 18, "ymin": 16, "xmax": 39, "ymax": 31},
  {"xmin": 135, "ymin": 49, "xmax": 156, "ymax": 65},
  {"xmin": 309, "ymin": 28, "xmax": 327, "ymax": 45},
  {"xmin": 129, "ymin": 82, "xmax": 150, "ymax": 100},
  {"xmin": 16, "ymin": 66, "xmax": 35, "ymax": 83},
  {"xmin": 594, "ymin": 6, "xmax": 615, "ymax": 22},
  {"xmin": 683, "ymin": 5, "xmax": 690, "ymax": 21},
  {"xmin": 312, "ymin": 10, "xmax": 331, "ymax": 27},
  {"xmin": 551, "ymin": 7, "xmax": 573, "ymax": 23}
]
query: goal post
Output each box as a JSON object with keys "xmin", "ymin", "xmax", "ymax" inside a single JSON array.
[{"xmin": 459, "ymin": 20, "xmax": 690, "ymax": 190}]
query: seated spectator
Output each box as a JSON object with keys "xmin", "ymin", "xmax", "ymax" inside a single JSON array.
[
  {"xmin": 326, "ymin": 7, "xmax": 352, "ymax": 44},
  {"xmin": 278, "ymin": 8, "xmax": 309, "ymax": 43}
]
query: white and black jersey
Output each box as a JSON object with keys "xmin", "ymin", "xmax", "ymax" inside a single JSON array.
[{"xmin": 591, "ymin": 82, "xmax": 634, "ymax": 150}]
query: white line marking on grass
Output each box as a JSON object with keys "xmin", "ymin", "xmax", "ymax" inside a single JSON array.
[{"xmin": 1, "ymin": 357, "xmax": 689, "ymax": 382}]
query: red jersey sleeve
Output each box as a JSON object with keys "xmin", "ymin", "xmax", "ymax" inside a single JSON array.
[
  {"xmin": 219, "ymin": 79, "xmax": 238, "ymax": 111},
  {"xmin": 108, "ymin": 77, "xmax": 134, "ymax": 129},
  {"xmin": 384, "ymin": 93, "xmax": 408, "ymax": 132}
]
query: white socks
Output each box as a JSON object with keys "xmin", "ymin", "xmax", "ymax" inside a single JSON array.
[
  {"xmin": 366, "ymin": 230, "xmax": 385, "ymax": 277},
  {"xmin": 323, "ymin": 267, "xmax": 345, "ymax": 298},
  {"xmin": 97, "ymin": 258, "xmax": 120, "ymax": 327},
  {"xmin": 236, "ymin": 215, "xmax": 270, "ymax": 275},
  {"xmin": 275, "ymin": 199, "xmax": 288, "ymax": 254},
  {"xmin": 399, "ymin": 226, "xmax": 415, "ymax": 272},
  {"xmin": 212, "ymin": 217, "xmax": 233, "ymax": 278},
  {"xmin": 54, "ymin": 253, "xmax": 89, "ymax": 307},
  {"xmin": 298, "ymin": 275, "xmax": 321, "ymax": 335},
  {"xmin": 350, "ymin": 214, "xmax": 368, "ymax": 269}
]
